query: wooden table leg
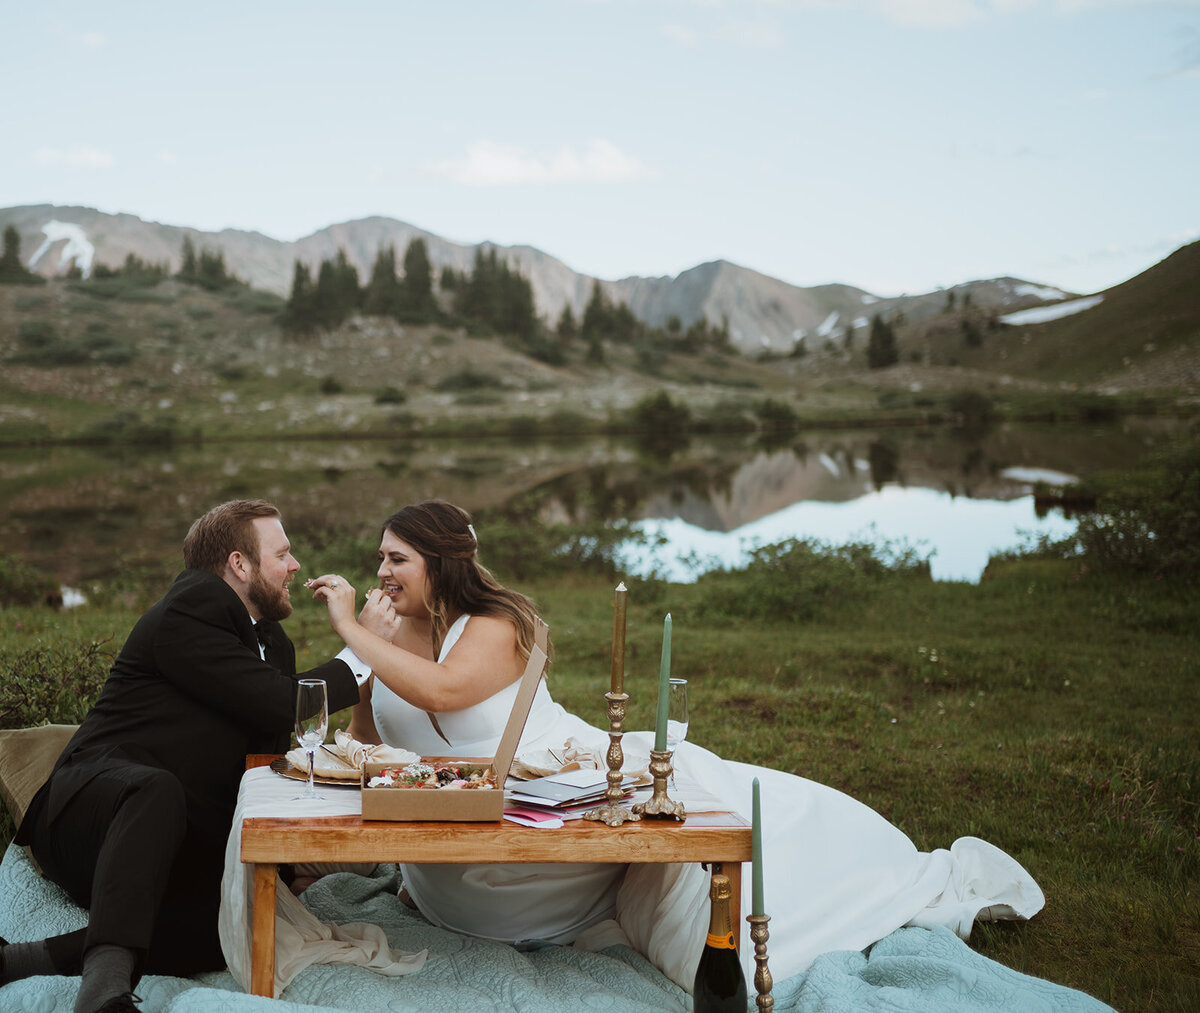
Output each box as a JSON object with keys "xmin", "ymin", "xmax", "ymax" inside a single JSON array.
[{"xmin": 250, "ymin": 863, "xmax": 277, "ymax": 997}]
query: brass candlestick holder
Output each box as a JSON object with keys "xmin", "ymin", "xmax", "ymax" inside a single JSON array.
[
  {"xmin": 632, "ymin": 748, "xmax": 686, "ymax": 820},
  {"xmin": 583, "ymin": 691, "xmax": 640, "ymax": 826},
  {"xmin": 747, "ymin": 914, "xmax": 774, "ymax": 1010}
]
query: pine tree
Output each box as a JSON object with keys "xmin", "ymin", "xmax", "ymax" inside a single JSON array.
[
  {"xmin": 455, "ymin": 247, "xmax": 537, "ymax": 337},
  {"xmin": 313, "ymin": 259, "xmax": 342, "ymax": 329},
  {"xmin": 400, "ymin": 238, "xmax": 435, "ymax": 318},
  {"xmin": 581, "ymin": 281, "xmax": 610, "ymax": 345},
  {"xmin": 867, "ymin": 314, "xmax": 899, "ymax": 369},
  {"xmin": 1, "ymin": 226, "xmax": 21, "ymax": 269},
  {"xmin": 283, "ymin": 260, "xmax": 316, "ymax": 335},
  {"xmin": 556, "ymin": 304, "xmax": 578, "ymax": 340},
  {"xmin": 196, "ymin": 249, "xmax": 231, "ymax": 290},
  {"xmin": 0, "ymin": 225, "xmax": 42, "ymax": 285},
  {"xmin": 178, "ymin": 237, "xmax": 197, "ymax": 280},
  {"xmin": 333, "ymin": 249, "xmax": 360, "ymax": 315},
  {"xmin": 364, "ymin": 245, "xmax": 402, "ymax": 317}
]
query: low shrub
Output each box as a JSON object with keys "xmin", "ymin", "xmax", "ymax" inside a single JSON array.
[
  {"xmin": 436, "ymin": 369, "xmax": 505, "ymax": 392},
  {"xmin": 0, "ymin": 552, "xmax": 62, "ymax": 607},
  {"xmin": 755, "ymin": 398, "xmax": 798, "ymax": 431},
  {"xmin": 693, "ymin": 537, "xmax": 931, "ymax": 623},
  {"xmin": 374, "ymin": 386, "xmax": 407, "ymax": 405},
  {"xmin": 472, "ymin": 514, "xmax": 639, "ymax": 583},
  {"xmin": 83, "ymin": 410, "xmax": 179, "ymax": 447},
  {"xmin": 224, "ymin": 288, "xmax": 284, "ymax": 315},
  {"xmin": 0, "ymin": 639, "xmax": 115, "ymax": 729},
  {"xmin": 1074, "ymin": 436, "xmax": 1200, "ymax": 578},
  {"xmin": 68, "ymin": 278, "xmax": 170, "ymax": 302},
  {"xmin": 9, "ymin": 318, "xmax": 136, "ymax": 367}
]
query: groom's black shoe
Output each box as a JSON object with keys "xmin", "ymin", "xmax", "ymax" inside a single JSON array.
[{"xmin": 93, "ymin": 993, "xmax": 142, "ymax": 1013}]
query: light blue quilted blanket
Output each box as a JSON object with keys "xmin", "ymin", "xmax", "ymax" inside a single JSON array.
[{"xmin": 0, "ymin": 844, "xmax": 1115, "ymax": 1012}]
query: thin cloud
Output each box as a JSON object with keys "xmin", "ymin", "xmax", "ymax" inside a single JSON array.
[
  {"xmin": 427, "ymin": 139, "xmax": 655, "ymax": 186},
  {"xmin": 81, "ymin": 32, "xmax": 107, "ymax": 48},
  {"xmin": 753, "ymin": 0, "xmax": 1200, "ymax": 29},
  {"xmin": 661, "ymin": 22, "xmax": 700, "ymax": 45},
  {"xmin": 1052, "ymin": 230, "xmax": 1199, "ymax": 269},
  {"xmin": 1169, "ymin": 28, "xmax": 1200, "ymax": 78},
  {"xmin": 33, "ymin": 145, "xmax": 115, "ymax": 169},
  {"xmin": 871, "ymin": 0, "xmax": 984, "ymax": 29},
  {"xmin": 712, "ymin": 17, "xmax": 785, "ymax": 47},
  {"xmin": 660, "ymin": 13, "xmax": 783, "ymax": 48}
]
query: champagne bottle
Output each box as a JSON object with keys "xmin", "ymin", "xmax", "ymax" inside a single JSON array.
[{"xmin": 692, "ymin": 871, "xmax": 748, "ymax": 1012}]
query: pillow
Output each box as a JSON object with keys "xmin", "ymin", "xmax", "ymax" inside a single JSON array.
[{"xmin": 0, "ymin": 724, "xmax": 78, "ymax": 827}]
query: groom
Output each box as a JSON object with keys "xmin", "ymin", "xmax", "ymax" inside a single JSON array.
[{"xmin": 4, "ymin": 499, "xmax": 372, "ymax": 1013}]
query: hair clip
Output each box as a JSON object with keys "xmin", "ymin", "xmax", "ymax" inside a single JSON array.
[{"xmin": 467, "ymin": 523, "xmax": 478, "ymax": 545}]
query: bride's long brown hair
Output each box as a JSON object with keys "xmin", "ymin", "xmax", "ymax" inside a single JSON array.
[{"xmin": 381, "ymin": 501, "xmax": 538, "ymax": 660}]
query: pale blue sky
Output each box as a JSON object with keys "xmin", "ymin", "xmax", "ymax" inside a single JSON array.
[{"xmin": 4, "ymin": 1, "xmax": 1197, "ymax": 296}]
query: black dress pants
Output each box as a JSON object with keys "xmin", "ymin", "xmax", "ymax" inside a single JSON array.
[{"xmin": 23, "ymin": 758, "xmax": 228, "ymax": 977}]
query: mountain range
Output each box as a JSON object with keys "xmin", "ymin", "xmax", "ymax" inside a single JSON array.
[{"xmin": 0, "ymin": 204, "xmax": 1079, "ymax": 355}]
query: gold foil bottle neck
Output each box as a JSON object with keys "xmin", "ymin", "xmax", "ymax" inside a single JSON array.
[{"xmin": 709, "ymin": 872, "xmax": 733, "ymax": 902}]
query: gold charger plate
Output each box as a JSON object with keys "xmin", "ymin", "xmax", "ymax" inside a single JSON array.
[{"xmin": 270, "ymin": 755, "xmax": 359, "ymax": 789}]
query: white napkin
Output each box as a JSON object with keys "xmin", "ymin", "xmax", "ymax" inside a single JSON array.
[
  {"xmin": 286, "ymin": 729, "xmax": 420, "ymax": 780},
  {"xmin": 511, "ymin": 735, "xmax": 651, "ymax": 782}
]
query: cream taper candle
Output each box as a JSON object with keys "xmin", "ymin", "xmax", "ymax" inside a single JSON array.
[{"xmin": 610, "ymin": 582, "xmax": 627, "ymax": 695}]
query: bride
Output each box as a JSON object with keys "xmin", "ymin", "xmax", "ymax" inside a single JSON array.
[{"xmin": 308, "ymin": 500, "xmax": 1044, "ymax": 989}]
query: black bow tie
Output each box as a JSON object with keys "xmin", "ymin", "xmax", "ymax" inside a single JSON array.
[{"xmin": 255, "ymin": 620, "xmax": 274, "ymax": 648}]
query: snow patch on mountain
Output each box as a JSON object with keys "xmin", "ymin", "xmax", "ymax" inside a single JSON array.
[
  {"xmin": 1000, "ymin": 295, "xmax": 1103, "ymax": 326},
  {"xmin": 816, "ymin": 311, "xmax": 840, "ymax": 337},
  {"xmin": 29, "ymin": 220, "xmax": 96, "ymax": 279},
  {"xmin": 1012, "ymin": 282, "xmax": 1070, "ymax": 301}
]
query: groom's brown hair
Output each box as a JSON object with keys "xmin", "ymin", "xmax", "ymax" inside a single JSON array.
[{"xmin": 183, "ymin": 499, "xmax": 281, "ymax": 575}]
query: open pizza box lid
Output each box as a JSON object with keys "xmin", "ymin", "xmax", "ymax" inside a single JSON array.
[{"xmin": 361, "ymin": 642, "xmax": 548, "ymax": 821}]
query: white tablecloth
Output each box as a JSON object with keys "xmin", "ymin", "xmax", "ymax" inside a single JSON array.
[{"xmin": 218, "ymin": 766, "xmax": 427, "ymax": 998}]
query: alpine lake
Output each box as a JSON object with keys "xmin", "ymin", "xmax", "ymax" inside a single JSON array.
[{"xmin": 0, "ymin": 414, "xmax": 1179, "ymax": 599}]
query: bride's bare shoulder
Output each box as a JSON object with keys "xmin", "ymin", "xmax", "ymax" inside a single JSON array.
[{"xmin": 459, "ymin": 614, "xmax": 518, "ymax": 641}]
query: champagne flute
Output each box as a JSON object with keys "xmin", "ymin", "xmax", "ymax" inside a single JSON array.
[
  {"xmin": 293, "ymin": 678, "xmax": 328, "ymax": 801},
  {"xmin": 666, "ymin": 677, "xmax": 689, "ymax": 787}
]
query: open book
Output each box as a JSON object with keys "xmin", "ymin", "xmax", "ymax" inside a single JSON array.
[{"xmin": 506, "ymin": 767, "xmax": 641, "ymax": 808}]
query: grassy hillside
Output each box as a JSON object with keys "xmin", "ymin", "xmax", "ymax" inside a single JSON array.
[
  {"xmin": 890, "ymin": 241, "xmax": 1200, "ymax": 393},
  {"xmin": 1004, "ymin": 240, "xmax": 1200, "ymax": 387},
  {"xmin": 0, "ymin": 259, "xmax": 1195, "ymax": 447}
]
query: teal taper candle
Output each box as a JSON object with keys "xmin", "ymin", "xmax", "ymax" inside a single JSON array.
[
  {"xmin": 752, "ymin": 777, "xmax": 764, "ymax": 916},
  {"xmin": 653, "ymin": 613, "xmax": 672, "ymax": 751}
]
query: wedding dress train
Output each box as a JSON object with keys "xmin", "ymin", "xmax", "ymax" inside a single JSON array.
[{"xmin": 372, "ymin": 616, "xmax": 1045, "ymax": 989}]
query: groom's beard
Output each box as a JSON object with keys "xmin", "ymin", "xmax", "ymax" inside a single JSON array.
[{"xmin": 248, "ymin": 565, "xmax": 293, "ymax": 622}]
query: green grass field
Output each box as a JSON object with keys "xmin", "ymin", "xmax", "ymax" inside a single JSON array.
[{"xmin": 3, "ymin": 545, "xmax": 1197, "ymax": 1011}]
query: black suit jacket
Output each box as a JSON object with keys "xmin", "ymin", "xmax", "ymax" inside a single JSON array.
[{"xmin": 19, "ymin": 568, "xmax": 359, "ymax": 843}]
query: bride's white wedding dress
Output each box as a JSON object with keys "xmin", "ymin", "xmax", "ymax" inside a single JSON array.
[
  {"xmin": 373, "ymin": 616, "xmax": 1046, "ymax": 990},
  {"xmin": 373, "ymin": 619, "xmax": 626, "ymax": 946}
]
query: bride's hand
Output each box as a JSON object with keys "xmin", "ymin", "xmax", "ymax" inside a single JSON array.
[
  {"xmin": 359, "ymin": 587, "xmax": 401, "ymax": 642},
  {"xmin": 305, "ymin": 574, "xmax": 356, "ymax": 629}
]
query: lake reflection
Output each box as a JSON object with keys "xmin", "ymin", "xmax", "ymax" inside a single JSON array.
[
  {"xmin": 620, "ymin": 486, "xmax": 1076, "ymax": 583},
  {"xmin": 0, "ymin": 418, "xmax": 1168, "ymax": 589}
]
